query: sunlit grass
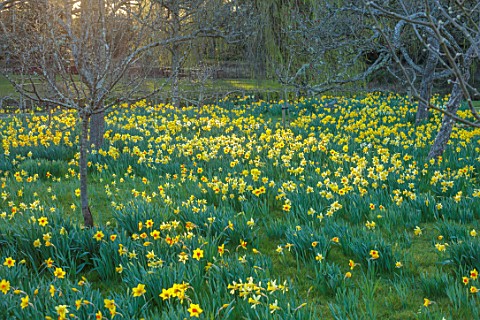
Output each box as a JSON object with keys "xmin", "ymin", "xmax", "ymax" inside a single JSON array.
[{"xmin": 0, "ymin": 75, "xmax": 284, "ymax": 103}]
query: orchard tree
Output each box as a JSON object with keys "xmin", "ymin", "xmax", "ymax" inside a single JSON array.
[
  {"xmin": 0, "ymin": 0, "xmax": 212, "ymax": 226},
  {"xmin": 389, "ymin": 12, "xmax": 450, "ymax": 123},
  {"xmin": 359, "ymin": 1, "xmax": 451, "ymax": 122},
  {"xmin": 367, "ymin": 0, "xmax": 480, "ymax": 158},
  {"xmin": 150, "ymin": 0, "xmax": 202, "ymax": 108},
  {"xmin": 1, "ymin": 0, "xmax": 155, "ymax": 226},
  {"xmin": 138, "ymin": 0, "xmax": 250, "ymax": 108}
]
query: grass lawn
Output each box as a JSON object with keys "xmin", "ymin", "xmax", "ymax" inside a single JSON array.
[
  {"xmin": 0, "ymin": 74, "xmax": 283, "ymax": 101},
  {"xmin": 0, "ymin": 74, "xmax": 16, "ymax": 97}
]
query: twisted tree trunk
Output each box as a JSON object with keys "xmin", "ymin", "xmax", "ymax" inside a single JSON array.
[
  {"xmin": 416, "ymin": 38, "xmax": 439, "ymax": 123},
  {"xmin": 427, "ymin": 84, "xmax": 463, "ymax": 159},
  {"xmin": 428, "ymin": 39, "xmax": 477, "ymax": 159}
]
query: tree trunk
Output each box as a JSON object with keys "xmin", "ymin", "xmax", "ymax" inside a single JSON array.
[
  {"xmin": 282, "ymin": 89, "xmax": 289, "ymax": 128},
  {"xmin": 170, "ymin": 1, "xmax": 181, "ymax": 109},
  {"xmin": 89, "ymin": 109, "xmax": 105, "ymax": 149},
  {"xmin": 171, "ymin": 44, "xmax": 180, "ymax": 108},
  {"xmin": 416, "ymin": 74, "xmax": 432, "ymax": 123},
  {"xmin": 427, "ymin": 84, "xmax": 463, "ymax": 159},
  {"xmin": 80, "ymin": 113, "xmax": 94, "ymax": 227},
  {"xmin": 427, "ymin": 37, "xmax": 477, "ymax": 159},
  {"xmin": 197, "ymin": 85, "xmax": 204, "ymax": 116},
  {"xmin": 416, "ymin": 38, "xmax": 439, "ymax": 124}
]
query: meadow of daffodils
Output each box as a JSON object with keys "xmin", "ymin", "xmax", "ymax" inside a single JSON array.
[{"xmin": 0, "ymin": 93, "xmax": 479, "ymax": 319}]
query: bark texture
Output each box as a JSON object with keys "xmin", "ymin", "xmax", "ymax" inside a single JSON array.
[
  {"xmin": 416, "ymin": 38, "xmax": 439, "ymax": 123},
  {"xmin": 80, "ymin": 114, "xmax": 94, "ymax": 227},
  {"xmin": 427, "ymin": 85, "xmax": 463, "ymax": 159},
  {"xmin": 89, "ymin": 109, "xmax": 105, "ymax": 149},
  {"xmin": 171, "ymin": 45, "xmax": 181, "ymax": 108},
  {"xmin": 428, "ymin": 36, "xmax": 477, "ymax": 159}
]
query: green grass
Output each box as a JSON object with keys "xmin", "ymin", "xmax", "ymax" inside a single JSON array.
[
  {"xmin": 1, "ymin": 94, "xmax": 480, "ymax": 319},
  {"xmin": 0, "ymin": 75, "xmax": 16, "ymax": 97},
  {"xmin": 138, "ymin": 77, "xmax": 284, "ymax": 103},
  {"xmin": 0, "ymin": 74, "xmax": 283, "ymax": 101},
  {"xmin": 472, "ymin": 100, "xmax": 480, "ymax": 110}
]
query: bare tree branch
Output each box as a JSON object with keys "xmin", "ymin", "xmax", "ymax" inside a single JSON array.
[
  {"xmin": 0, "ymin": 0, "xmax": 21, "ymax": 11},
  {"xmin": 366, "ymin": 0, "xmax": 480, "ymax": 157}
]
